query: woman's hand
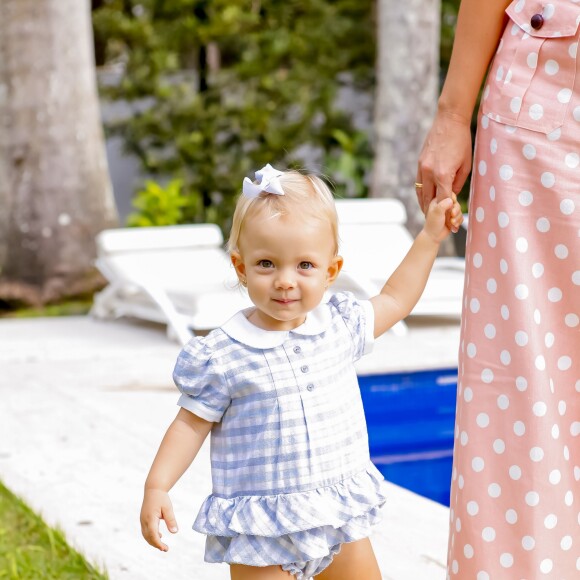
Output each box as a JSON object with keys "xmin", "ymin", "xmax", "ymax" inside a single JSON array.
[
  {"xmin": 416, "ymin": 110, "xmax": 473, "ymax": 228},
  {"xmin": 140, "ymin": 488, "xmax": 178, "ymax": 551}
]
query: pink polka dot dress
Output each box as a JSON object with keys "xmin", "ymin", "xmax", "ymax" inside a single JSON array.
[{"xmin": 447, "ymin": 1, "xmax": 580, "ymax": 578}]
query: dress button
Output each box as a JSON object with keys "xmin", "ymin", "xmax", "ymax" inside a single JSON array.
[
  {"xmin": 530, "ymin": 13, "xmax": 544, "ymax": 30},
  {"xmin": 300, "ymin": 365, "xmax": 309, "ymax": 373},
  {"xmin": 307, "ymin": 383, "xmax": 315, "ymax": 391},
  {"xmin": 293, "ymin": 346, "xmax": 301, "ymax": 354}
]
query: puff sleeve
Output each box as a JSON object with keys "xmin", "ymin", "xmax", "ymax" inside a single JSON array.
[
  {"xmin": 328, "ymin": 291, "xmax": 375, "ymax": 361},
  {"xmin": 173, "ymin": 338, "xmax": 231, "ymax": 423}
]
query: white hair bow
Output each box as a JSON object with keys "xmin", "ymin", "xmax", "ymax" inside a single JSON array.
[{"xmin": 242, "ymin": 164, "xmax": 285, "ymax": 198}]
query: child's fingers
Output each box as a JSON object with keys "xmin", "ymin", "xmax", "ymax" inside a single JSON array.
[
  {"xmin": 162, "ymin": 505, "xmax": 178, "ymax": 534},
  {"xmin": 141, "ymin": 514, "xmax": 169, "ymax": 551}
]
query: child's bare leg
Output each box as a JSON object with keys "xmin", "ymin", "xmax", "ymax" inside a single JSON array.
[
  {"xmin": 230, "ymin": 564, "xmax": 294, "ymax": 580},
  {"xmin": 316, "ymin": 538, "xmax": 381, "ymax": 580}
]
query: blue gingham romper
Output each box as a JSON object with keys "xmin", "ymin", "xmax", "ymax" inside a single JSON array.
[{"xmin": 173, "ymin": 292, "xmax": 386, "ymax": 579}]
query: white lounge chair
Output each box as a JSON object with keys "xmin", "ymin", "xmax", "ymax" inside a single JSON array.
[
  {"xmin": 334, "ymin": 198, "xmax": 465, "ymax": 332},
  {"xmin": 90, "ymin": 224, "xmax": 252, "ymax": 345}
]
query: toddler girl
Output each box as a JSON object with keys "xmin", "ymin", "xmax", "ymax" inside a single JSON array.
[{"xmin": 140, "ymin": 164, "xmax": 462, "ymax": 579}]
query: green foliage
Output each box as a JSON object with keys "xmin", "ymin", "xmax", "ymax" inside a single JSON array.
[
  {"xmin": 127, "ymin": 178, "xmax": 190, "ymax": 226},
  {"xmin": 0, "ymin": 480, "xmax": 108, "ymax": 579},
  {"xmin": 93, "ymin": 0, "xmax": 375, "ymax": 229}
]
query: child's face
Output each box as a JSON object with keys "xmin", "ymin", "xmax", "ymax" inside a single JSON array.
[{"xmin": 231, "ymin": 212, "xmax": 342, "ymax": 331}]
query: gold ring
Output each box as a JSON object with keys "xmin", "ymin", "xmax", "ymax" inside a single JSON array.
[{"xmin": 414, "ymin": 182, "xmax": 423, "ymax": 188}]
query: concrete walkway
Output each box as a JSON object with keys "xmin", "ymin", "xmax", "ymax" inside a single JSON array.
[{"xmin": 0, "ymin": 315, "xmax": 454, "ymax": 579}]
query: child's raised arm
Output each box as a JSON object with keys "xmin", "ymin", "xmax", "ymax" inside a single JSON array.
[
  {"xmin": 370, "ymin": 196, "xmax": 462, "ymax": 337},
  {"xmin": 140, "ymin": 408, "xmax": 213, "ymax": 551}
]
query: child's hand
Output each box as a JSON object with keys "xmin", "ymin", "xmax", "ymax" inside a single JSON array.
[
  {"xmin": 140, "ymin": 488, "xmax": 178, "ymax": 552},
  {"xmin": 424, "ymin": 194, "xmax": 463, "ymax": 243}
]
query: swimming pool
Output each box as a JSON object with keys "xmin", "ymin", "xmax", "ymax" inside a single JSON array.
[{"xmin": 359, "ymin": 367, "xmax": 458, "ymax": 506}]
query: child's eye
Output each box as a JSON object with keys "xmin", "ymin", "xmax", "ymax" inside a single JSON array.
[
  {"xmin": 298, "ymin": 261, "xmax": 313, "ymax": 270},
  {"xmin": 258, "ymin": 260, "xmax": 274, "ymax": 268}
]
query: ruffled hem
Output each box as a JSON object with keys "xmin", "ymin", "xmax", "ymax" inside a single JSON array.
[
  {"xmin": 204, "ymin": 504, "xmax": 383, "ymax": 578},
  {"xmin": 193, "ymin": 463, "xmax": 386, "ymax": 537}
]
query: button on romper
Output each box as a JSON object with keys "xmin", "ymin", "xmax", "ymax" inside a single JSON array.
[{"xmin": 447, "ymin": 1, "xmax": 580, "ymax": 578}]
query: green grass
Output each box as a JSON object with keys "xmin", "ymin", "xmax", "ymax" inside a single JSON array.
[
  {"xmin": 0, "ymin": 481, "xmax": 108, "ymax": 579},
  {"xmin": 0, "ymin": 299, "xmax": 93, "ymax": 319}
]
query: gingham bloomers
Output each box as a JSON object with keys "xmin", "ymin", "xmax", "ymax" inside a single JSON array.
[{"xmin": 173, "ymin": 292, "xmax": 386, "ymax": 579}]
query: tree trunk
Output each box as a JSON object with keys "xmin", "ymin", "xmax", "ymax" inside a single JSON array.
[
  {"xmin": 0, "ymin": 0, "xmax": 118, "ymax": 306},
  {"xmin": 373, "ymin": 0, "xmax": 454, "ymax": 254}
]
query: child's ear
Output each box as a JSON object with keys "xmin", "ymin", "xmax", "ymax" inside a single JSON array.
[
  {"xmin": 231, "ymin": 252, "xmax": 246, "ymax": 280},
  {"xmin": 326, "ymin": 255, "xmax": 344, "ymax": 286}
]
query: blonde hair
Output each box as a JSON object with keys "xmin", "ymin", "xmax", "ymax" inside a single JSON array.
[{"xmin": 227, "ymin": 170, "xmax": 339, "ymax": 255}]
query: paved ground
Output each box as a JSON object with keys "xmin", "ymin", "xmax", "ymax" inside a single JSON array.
[{"xmin": 0, "ymin": 315, "xmax": 457, "ymax": 579}]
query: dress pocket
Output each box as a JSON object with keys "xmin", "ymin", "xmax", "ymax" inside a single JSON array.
[{"xmin": 481, "ymin": 0, "xmax": 580, "ymax": 134}]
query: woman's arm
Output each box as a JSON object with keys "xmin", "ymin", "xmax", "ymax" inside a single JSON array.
[
  {"xmin": 140, "ymin": 408, "xmax": 213, "ymax": 551},
  {"xmin": 370, "ymin": 196, "xmax": 461, "ymax": 337},
  {"xmin": 417, "ymin": 0, "xmax": 511, "ymax": 213}
]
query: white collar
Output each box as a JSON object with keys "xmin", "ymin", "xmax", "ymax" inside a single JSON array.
[{"xmin": 221, "ymin": 301, "xmax": 332, "ymax": 349}]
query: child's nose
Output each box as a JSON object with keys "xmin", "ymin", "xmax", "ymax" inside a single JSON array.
[{"xmin": 275, "ymin": 270, "xmax": 296, "ymax": 289}]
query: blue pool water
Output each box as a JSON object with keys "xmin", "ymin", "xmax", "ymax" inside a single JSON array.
[{"xmin": 359, "ymin": 368, "xmax": 458, "ymax": 506}]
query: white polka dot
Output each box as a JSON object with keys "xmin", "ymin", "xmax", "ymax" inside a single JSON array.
[
  {"xmin": 559, "ymin": 402, "xmax": 566, "ymax": 418},
  {"xmin": 463, "ymin": 387, "xmax": 473, "ymax": 402},
  {"xmin": 569, "ymin": 42, "xmax": 578, "ymax": 58},
  {"xmin": 470, "ymin": 298, "xmax": 480, "ymax": 313},
  {"xmin": 535, "ymin": 355, "xmax": 546, "ymax": 370},
  {"xmin": 473, "ymin": 253, "xmax": 483, "ymax": 268},
  {"xmin": 498, "ymin": 211, "xmax": 510, "ymax": 227},
  {"xmin": 525, "ymin": 491, "xmax": 540, "ymax": 506},
  {"xmin": 544, "ymin": 514, "xmax": 557, "ymax": 529},
  {"xmin": 488, "ymin": 483, "xmax": 501, "ymax": 498},
  {"xmin": 571, "ymin": 422, "xmax": 580, "ymax": 436},
  {"xmin": 472, "ymin": 457, "xmax": 485, "ymax": 472},
  {"xmin": 561, "ymin": 535, "xmax": 572, "ymax": 550},
  {"xmin": 466, "ymin": 343, "xmax": 476, "ymax": 358},
  {"xmin": 527, "ymin": 52, "xmax": 538, "ymax": 68},
  {"xmin": 552, "ymin": 424, "xmax": 560, "ymax": 439},
  {"xmin": 555, "ymin": 244, "xmax": 569, "ymax": 259},
  {"xmin": 482, "ymin": 527, "xmax": 496, "ymax": 541},
  {"xmin": 530, "ymin": 447, "xmax": 544, "ymax": 462},
  {"xmin": 515, "ymin": 284, "xmax": 529, "ymax": 299},
  {"xmin": 515, "ymin": 376, "xmax": 527, "ymax": 391},
  {"xmin": 476, "ymin": 573, "xmax": 489, "ymax": 580},
  {"xmin": 518, "ymin": 190, "xmax": 533, "ymax": 206},
  {"xmin": 536, "ymin": 217, "xmax": 550, "ymax": 232},
  {"xmin": 496, "ymin": 65, "xmax": 504, "ymax": 81},
  {"xmin": 549, "ymin": 470, "xmax": 561, "ymax": 485},
  {"xmin": 489, "ymin": 186, "xmax": 496, "ymax": 201},
  {"xmin": 458, "ymin": 475, "xmax": 464, "ymax": 489},
  {"xmin": 467, "ymin": 501, "xmax": 479, "ymax": 516},
  {"xmin": 493, "ymin": 439, "xmax": 505, "ymax": 454},
  {"xmin": 563, "ymin": 445, "xmax": 569, "ymax": 460},
  {"xmin": 481, "ymin": 369, "xmax": 494, "ymax": 383},
  {"xmin": 475, "ymin": 207, "xmax": 485, "ymax": 222},
  {"xmin": 534, "ymin": 309, "xmax": 541, "ymax": 324},
  {"xmin": 488, "ymin": 232, "xmax": 496, "ymax": 248},
  {"xmin": 545, "ymin": 332, "xmax": 555, "ymax": 348},
  {"xmin": 540, "ymin": 559, "xmax": 553, "ymax": 574},
  {"xmin": 477, "ymin": 413, "xmax": 490, "ymax": 428},
  {"xmin": 464, "ymin": 544, "xmax": 474, "ymax": 558},
  {"xmin": 509, "ymin": 465, "xmax": 522, "ymax": 480},
  {"xmin": 516, "ymin": 237, "xmax": 528, "ymax": 252},
  {"xmin": 548, "ymin": 127, "xmax": 561, "ymax": 141},
  {"xmin": 515, "ymin": 331, "xmax": 528, "ymax": 346},
  {"xmin": 501, "ymin": 305, "xmax": 510, "ymax": 320},
  {"xmin": 558, "ymin": 88, "xmax": 572, "ymax": 103},
  {"xmin": 510, "ymin": 96, "xmax": 522, "ymax": 113},
  {"xmin": 487, "ymin": 278, "xmax": 497, "ymax": 293},
  {"xmin": 572, "ymin": 270, "xmax": 580, "ymax": 284},
  {"xmin": 452, "ymin": 560, "xmax": 458, "ymax": 574},
  {"xmin": 529, "ymin": 103, "xmax": 544, "ymax": 120},
  {"xmin": 560, "ymin": 199, "xmax": 575, "ymax": 215},
  {"xmin": 565, "ymin": 152, "xmax": 580, "ymax": 168},
  {"xmin": 499, "ymin": 165, "xmax": 513, "ymax": 180},
  {"xmin": 522, "ymin": 536, "xmax": 535, "ymax": 551},
  {"xmin": 499, "ymin": 259, "xmax": 508, "ymax": 274},
  {"xmin": 558, "ymin": 356, "xmax": 572, "ymax": 371},
  {"xmin": 548, "ymin": 287, "xmax": 562, "ymax": 302},
  {"xmin": 500, "ymin": 553, "xmax": 513, "ymax": 568},
  {"xmin": 545, "ymin": 59, "xmax": 559, "ymax": 75},
  {"xmin": 533, "ymin": 402, "xmax": 547, "ymax": 417},
  {"xmin": 541, "ymin": 172, "xmax": 555, "ymax": 188},
  {"xmin": 531, "ymin": 263, "xmax": 544, "ymax": 279},
  {"xmin": 505, "ymin": 509, "xmax": 517, "ymax": 524},
  {"xmin": 522, "ymin": 144, "xmax": 536, "ymax": 159},
  {"xmin": 455, "ymin": 516, "xmax": 461, "ymax": 531},
  {"xmin": 543, "ymin": 3, "xmax": 555, "ymax": 19},
  {"xmin": 497, "ymin": 394, "xmax": 509, "ymax": 410},
  {"xmin": 514, "ymin": 421, "xmax": 526, "ymax": 436},
  {"xmin": 481, "ymin": 115, "xmax": 490, "ymax": 129},
  {"xmin": 565, "ymin": 313, "xmax": 579, "ymax": 327},
  {"xmin": 500, "ymin": 350, "xmax": 511, "ymax": 365},
  {"xmin": 478, "ymin": 161, "xmax": 487, "ymax": 176},
  {"xmin": 484, "ymin": 324, "xmax": 496, "ymax": 339}
]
